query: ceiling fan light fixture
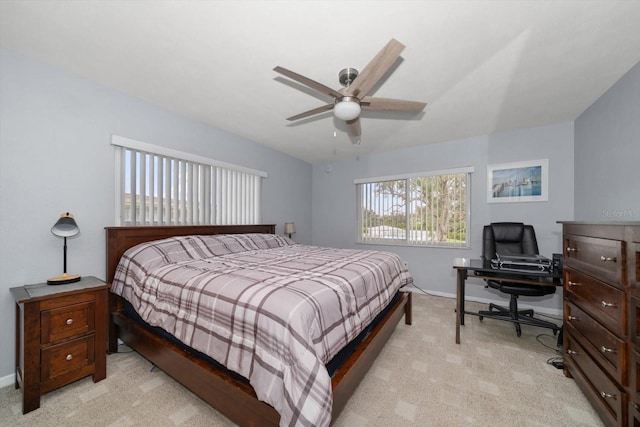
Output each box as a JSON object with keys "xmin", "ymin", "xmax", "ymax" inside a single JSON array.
[{"xmin": 334, "ymin": 98, "xmax": 361, "ymax": 121}]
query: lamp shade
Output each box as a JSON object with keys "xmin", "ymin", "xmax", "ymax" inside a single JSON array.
[
  {"xmin": 48, "ymin": 212, "xmax": 81, "ymax": 285},
  {"xmin": 334, "ymin": 99, "xmax": 361, "ymax": 121},
  {"xmin": 284, "ymin": 222, "xmax": 296, "ymax": 235},
  {"xmin": 51, "ymin": 213, "xmax": 80, "ymax": 237}
]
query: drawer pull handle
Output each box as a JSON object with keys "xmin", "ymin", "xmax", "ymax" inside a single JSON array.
[
  {"xmin": 566, "ymin": 349, "xmax": 578, "ymax": 355},
  {"xmin": 568, "ymin": 281, "xmax": 581, "ymax": 287},
  {"xmin": 66, "ymin": 318, "xmax": 73, "ymax": 325},
  {"xmin": 600, "ymin": 255, "xmax": 617, "ymax": 263},
  {"xmin": 600, "ymin": 391, "xmax": 616, "ymax": 400},
  {"xmin": 568, "ymin": 315, "xmax": 579, "ymax": 321},
  {"xmin": 601, "ymin": 300, "xmax": 617, "ymax": 308},
  {"xmin": 600, "ymin": 346, "xmax": 616, "ymax": 354},
  {"xmin": 566, "ymin": 246, "xmax": 578, "ymax": 253},
  {"xmin": 66, "ymin": 354, "xmax": 73, "ymax": 361}
]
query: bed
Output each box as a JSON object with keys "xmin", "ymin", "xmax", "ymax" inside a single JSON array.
[{"xmin": 106, "ymin": 224, "xmax": 412, "ymax": 427}]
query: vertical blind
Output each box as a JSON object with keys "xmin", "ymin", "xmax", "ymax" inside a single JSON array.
[{"xmin": 112, "ymin": 136, "xmax": 266, "ymax": 226}]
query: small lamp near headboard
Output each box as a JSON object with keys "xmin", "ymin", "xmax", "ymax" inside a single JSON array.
[
  {"xmin": 47, "ymin": 212, "xmax": 81, "ymax": 285},
  {"xmin": 284, "ymin": 222, "xmax": 296, "ymax": 239}
]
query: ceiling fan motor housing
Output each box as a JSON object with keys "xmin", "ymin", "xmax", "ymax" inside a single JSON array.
[{"xmin": 339, "ymin": 68, "xmax": 359, "ymax": 87}]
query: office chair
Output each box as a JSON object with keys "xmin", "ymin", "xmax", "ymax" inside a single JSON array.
[{"xmin": 478, "ymin": 222, "xmax": 559, "ymax": 337}]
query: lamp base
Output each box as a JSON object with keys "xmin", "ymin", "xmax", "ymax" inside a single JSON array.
[{"xmin": 47, "ymin": 273, "xmax": 81, "ymax": 285}]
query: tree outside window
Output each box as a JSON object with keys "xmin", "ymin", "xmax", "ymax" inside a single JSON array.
[{"xmin": 357, "ymin": 171, "xmax": 470, "ymax": 247}]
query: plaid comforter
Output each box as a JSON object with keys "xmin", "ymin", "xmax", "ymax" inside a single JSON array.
[{"xmin": 111, "ymin": 233, "xmax": 412, "ymax": 427}]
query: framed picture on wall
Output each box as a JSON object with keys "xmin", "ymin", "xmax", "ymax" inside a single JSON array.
[{"xmin": 487, "ymin": 159, "xmax": 549, "ymax": 203}]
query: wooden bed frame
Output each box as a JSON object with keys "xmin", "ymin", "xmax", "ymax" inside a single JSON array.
[{"xmin": 105, "ymin": 224, "xmax": 412, "ymax": 426}]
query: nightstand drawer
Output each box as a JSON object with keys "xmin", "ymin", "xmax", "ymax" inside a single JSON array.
[
  {"xmin": 41, "ymin": 334, "xmax": 95, "ymax": 382},
  {"xmin": 41, "ymin": 301, "xmax": 95, "ymax": 344}
]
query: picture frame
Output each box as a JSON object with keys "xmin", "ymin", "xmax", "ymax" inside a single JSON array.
[{"xmin": 487, "ymin": 159, "xmax": 548, "ymax": 203}]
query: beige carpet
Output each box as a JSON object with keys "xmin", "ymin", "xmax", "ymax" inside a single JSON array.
[{"xmin": 0, "ymin": 293, "xmax": 603, "ymax": 426}]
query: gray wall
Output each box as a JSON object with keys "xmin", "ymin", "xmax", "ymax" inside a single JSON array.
[
  {"xmin": 312, "ymin": 121, "xmax": 574, "ymax": 310},
  {"xmin": 2, "ymin": 44, "xmax": 637, "ymax": 386},
  {"xmin": 0, "ymin": 49, "xmax": 312, "ymax": 382},
  {"xmin": 574, "ymin": 61, "xmax": 640, "ymax": 221}
]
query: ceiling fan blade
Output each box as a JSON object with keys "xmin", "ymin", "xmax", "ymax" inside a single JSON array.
[
  {"xmin": 274, "ymin": 66, "xmax": 343, "ymax": 99},
  {"xmin": 286, "ymin": 103, "xmax": 334, "ymax": 121},
  {"xmin": 361, "ymin": 96, "xmax": 426, "ymax": 112},
  {"xmin": 346, "ymin": 118, "xmax": 361, "ymax": 137},
  {"xmin": 345, "ymin": 39, "xmax": 405, "ymax": 98}
]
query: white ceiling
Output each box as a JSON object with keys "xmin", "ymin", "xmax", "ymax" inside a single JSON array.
[{"xmin": 2, "ymin": 1, "xmax": 640, "ymax": 163}]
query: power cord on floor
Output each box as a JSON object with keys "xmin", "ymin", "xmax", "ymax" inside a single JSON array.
[
  {"xmin": 402, "ymin": 282, "xmax": 435, "ymax": 297},
  {"xmin": 536, "ymin": 333, "xmax": 562, "ymax": 353},
  {"xmin": 541, "ymin": 331, "xmax": 564, "ymax": 369},
  {"xmin": 404, "ymin": 282, "xmax": 566, "ymax": 369},
  {"xmin": 547, "ymin": 356, "xmax": 564, "ymax": 370}
]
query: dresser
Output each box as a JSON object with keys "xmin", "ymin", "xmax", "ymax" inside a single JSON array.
[
  {"xmin": 560, "ymin": 222, "xmax": 640, "ymax": 427},
  {"xmin": 10, "ymin": 276, "xmax": 110, "ymax": 414}
]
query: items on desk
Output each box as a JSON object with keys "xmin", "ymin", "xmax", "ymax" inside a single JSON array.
[
  {"xmin": 552, "ymin": 253, "xmax": 563, "ymax": 274},
  {"xmin": 490, "ymin": 253, "xmax": 552, "ymax": 273}
]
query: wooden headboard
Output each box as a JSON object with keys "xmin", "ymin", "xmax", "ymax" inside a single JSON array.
[{"xmin": 105, "ymin": 224, "xmax": 276, "ymax": 284}]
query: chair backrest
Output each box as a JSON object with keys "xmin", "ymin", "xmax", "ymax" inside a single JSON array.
[{"xmin": 482, "ymin": 222, "xmax": 539, "ymax": 260}]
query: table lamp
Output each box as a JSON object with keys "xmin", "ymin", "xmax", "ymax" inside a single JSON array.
[
  {"xmin": 284, "ymin": 222, "xmax": 296, "ymax": 239},
  {"xmin": 47, "ymin": 212, "xmax": 81, "ymax": 285}
]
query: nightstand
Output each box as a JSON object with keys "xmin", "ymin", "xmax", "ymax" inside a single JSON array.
[{"xmin": 10, "ymin": 276, "xmax": 110, "ymax": 414}]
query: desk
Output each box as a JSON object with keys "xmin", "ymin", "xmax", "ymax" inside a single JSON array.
[{"xmin": 453, "ymin": 259, "xmax": 562, "ymax": 344}]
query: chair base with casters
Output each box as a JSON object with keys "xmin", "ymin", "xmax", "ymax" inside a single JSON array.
[{"xmin": 478, "ymin": 280, "xmax": 559, "ymax": 337}]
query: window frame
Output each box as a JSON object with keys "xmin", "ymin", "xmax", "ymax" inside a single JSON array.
[{"xmin": 354, "ymin": 166, "xmax": 473, "ymax": 248}]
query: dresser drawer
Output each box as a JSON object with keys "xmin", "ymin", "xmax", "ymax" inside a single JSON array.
[
  {"xmin": 630, "ymin": 349, "xmax": 640, "ymax": 427},
  {"xmin": 41, "ymin": 301, "xmax": 95, "ymax": 344},
  {"xmin": 566, "ymin": 301, "xmax": 626, "ymax": 385},
  {"xmin": 565, "ymin": 268, "xmax": 626, "ymax": 337},
  {"xmin": 564, "ymin": 234, "xmax": 625, "ymax": 287},
  {"xmin": 632, "ymin": 350, "xmax": 640, "ymax": 406},
  {"xmin": 41, "ymin": 334, "xmax": 95, "ymax": 383},
  {"xmin": 566, "ymin": 332, "xmax": 626, "ymax": 426},
  {"xmin": 632, "ymin": 297, "xmax": 640, "ymax": 349}
]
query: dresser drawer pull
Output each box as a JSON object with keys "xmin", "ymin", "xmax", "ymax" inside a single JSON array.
[
  {"xmin": 567, "ymin": 315, "xmax": 579, "ymax": 321},
  {"xmin": 66, "ymin": 354, "xmax": 73, "ymax": 361},
  {"xmin": 600, "ymin": 346, "xmax": 616, "ymax": 354},
  {"xmin": 567, "ymin": 281, "xmax": 581, "ymax": 287},
  {"xmin": 66, "ymin": 318, "xmax": 73, "ymax": 325},
  {"xmin": 601, "ymin": 300, "xmax": 617, "ymax": 308},
  {"xmin": 600, "ymin": 391, "xmax": 617, "ymax": 400},
  {"xmin": 566, "ymin": 349, "xmax": 578, "ymax": 355},
  {"xmin": 566, "ymin": 246, "xmax": 579, "ymax": 253},
  {"xmin": 600, "ymin": 255, "xmax": 617, "ymax": 263}
]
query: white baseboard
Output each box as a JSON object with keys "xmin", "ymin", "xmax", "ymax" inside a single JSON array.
[{"xmin": 0, "ymin": 373, "xmax": 14, "ymax": 388}]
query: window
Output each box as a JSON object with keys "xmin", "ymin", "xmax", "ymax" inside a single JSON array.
[
  {"xmin": 355, "ymin": 167, "xmax": 473, "ymax": 247},
  {"xmin": 112, "ymin": 135, "xmax": 267, "ymax": 226}
]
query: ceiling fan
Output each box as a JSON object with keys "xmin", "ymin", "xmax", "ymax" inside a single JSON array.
[{"xmin": 274, "ymin": 39, "xmax": 427, "ymax": 138}]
